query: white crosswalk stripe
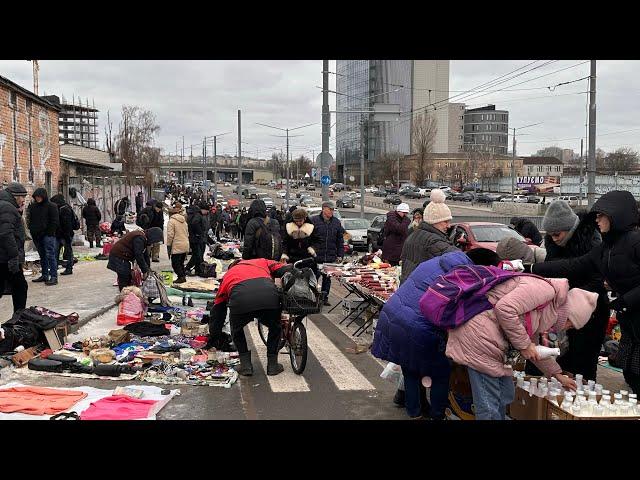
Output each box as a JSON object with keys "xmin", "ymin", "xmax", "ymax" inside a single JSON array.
[
  {"xmin": 245, "ymin": 322, "xmax": 311, "ymax": 392},
  {"xmin": 304, "ymin": 319, "xmax": 375, "ymax": 391}
]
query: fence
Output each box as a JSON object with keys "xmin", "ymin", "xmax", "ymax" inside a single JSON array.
[{"xmin": 64, "ymin": 175, "xmax": 148, "ymax": 236}]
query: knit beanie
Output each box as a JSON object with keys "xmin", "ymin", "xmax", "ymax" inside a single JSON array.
[
  {"xmin": 542, "ymin": 200, "xmax": 579, "ymax": 233},
  {"xmin": 424, "ymin": 189, "xmax": 452, "ymax": 224},
  {"xmin": 496, "ymin": 237, "xmax": 534, "ymax": 263},
  {"xmin": 555, "ymin": 288, "xmax": 598, "ymax": 331}
]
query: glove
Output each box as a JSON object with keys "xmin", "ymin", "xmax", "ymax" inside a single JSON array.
[
  {"xmin": 167, "ymin": 246, "xmax": 172, "ymax": 257},
  {"xmin": 610, "ymin": 296, "xmax": 628, "ymax": 313},
  {"xmin": 8, "ymin": 257, "xmax": 20, "ymax": 274},
  {"xmin": 280, "ymin": 253, "xmax": 290, "ymax": 263}
]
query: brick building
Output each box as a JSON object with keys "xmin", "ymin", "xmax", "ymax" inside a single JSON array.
[{"xmin": 0, "ymin": 75, "xmax": 60, "ymax": 196}]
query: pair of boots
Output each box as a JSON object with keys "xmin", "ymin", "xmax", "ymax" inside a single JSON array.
[
  {"xmin": 238, "ymin": 351, "xmax": 284, "ymax": 376},
  {"xmin": 89, "ymin": 241, "xmax": 102, "ymax": 249}
]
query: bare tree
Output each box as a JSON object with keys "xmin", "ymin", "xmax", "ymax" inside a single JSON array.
[
  {"xmin": 104, "ymin": 110, "xmax": 115, "ymax": 159},
  {"xmin": 116, "ymin": 105, "xmax": 160, "ymax": 185},
  {"xmin": 604, "ymin": 147, "xmax": 639, "ymax": 172},
  {"xmin": 375, "ymin": 151, "xmax": 403, "ymax": 185},
  {"xmin": 294, "ymin": 154, "xmax": 313, "ymax": 179},
  {"xmin": 411, "ymin": 112, "xmax": 438, "ymax": 186}
]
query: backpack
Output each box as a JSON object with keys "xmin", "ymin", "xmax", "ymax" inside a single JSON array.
[
  {"xmin": 63, "ymin": 205, "xmax": 80, "ymax": 230},
  {"xmin": 255, "ymin": 218, "xmax": 282, "ymax": 260},
  {"xmin": 419, "ymin": 265, "xmax": 547, "ymax": 331}
]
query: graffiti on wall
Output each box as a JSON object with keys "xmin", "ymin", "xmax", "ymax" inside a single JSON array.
[{"xmin": 37, "ymin": 109, "xmax": 52, "ymax": 184}]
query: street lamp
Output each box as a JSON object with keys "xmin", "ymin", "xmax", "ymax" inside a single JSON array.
[
  {"xmin": 255, "ymin": 122, "xmax": 317, "ymax": 209},
  {"xmin": 204, "ymin": 132, "xmax": 232, "ymax": 205},
  {"xmin": 511, "ymin": 122, "xmax": 542, "ymax": 196}
]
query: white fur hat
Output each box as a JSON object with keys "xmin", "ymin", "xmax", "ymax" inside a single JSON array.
[{"xmin": 424, "ymin": 189, "xmax": 452, "ymax": 224}]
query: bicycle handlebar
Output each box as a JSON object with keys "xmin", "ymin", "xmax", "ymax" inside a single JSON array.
[{"xmin": 293, "ymin": 257, "xmax": 316, "ymax": 269}]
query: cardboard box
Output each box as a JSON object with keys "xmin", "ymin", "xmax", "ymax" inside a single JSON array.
[{"xmin": 510, "ymin": 386, "xmax": 551, "ymax": 420}]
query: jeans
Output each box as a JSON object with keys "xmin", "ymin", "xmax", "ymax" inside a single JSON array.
[
  {"xmin": 467, "ymin": 367, "xmax": 515, "ymax": 420},
  {"xmin": 34, "ymin": 235, "xmax": 58, "ymax": 280},
  {"xmin": 57, "ymin": 236, "xmax": 73, "ymax": 271},
  {"xmin": 0, "ymin": 263, "xmax": 28, "ymax": 312},
  {"xmin": 171, "ymin": 253, "xmax": 186, "ymax": 278},
  {"xmin": 401, "ymin": 367, "xmax": 449, "ymax": 419},
  {"xmin": 230, "ymin": 308, "xmax": 282, "ymax": 355}
]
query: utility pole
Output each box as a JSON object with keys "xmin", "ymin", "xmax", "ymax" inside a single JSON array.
[
  {"xmin": 213, "ymin": 137, "xmax": 217, "ymax": 203},
  {"xmin": 615, "ymin": 171, "xmax": 619, "ymax": 190},
  {"xmin": 202, "ymin": 138, "xmax": 206, "ymax": 186},
  {"xmin": 360, "ymin": 114, "xmax": 365, "ymax": 218},
  {"xmin": 286, "ymin": 128, "xmax": 290, "ymax": 208},
  {"xmin": 237, "ymin": 110, "xmax": 242, "ymax": 188},
  {"xmin": 511, "ymin": 129, "xmax": 516, "ymax": 197},
  {"xmin": 579, "ymin": 139, "xmax": 584, "ymax": 203},
  {"xmin": 587, "ymin": 60, "xmax": 597, "ymax": 207},
  {"xmin": 322, "ymin": 59, "xmax": 330, "ymax": 202}
]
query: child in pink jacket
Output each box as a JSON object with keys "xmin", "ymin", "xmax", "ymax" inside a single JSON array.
[{"xmin": 446, "ymin": 275, "xmax": 598, "ymax": 420}]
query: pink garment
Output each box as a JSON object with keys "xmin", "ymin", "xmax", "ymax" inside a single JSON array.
[
  {"xmin": 446, "ymin": 277, "xmax": 572, "ymax": 378},
  {"xmin": 80, "ymin": 395, "xmax": 158, "ymax": 420}
]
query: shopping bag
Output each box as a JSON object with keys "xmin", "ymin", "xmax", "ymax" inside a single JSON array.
[
  {"xmin": 380, "ymin": 362, "xmax": 404, "ymax": 390},
  {"xmin": 141, "ymin": 274, "xmax": 160, "ymax": 299},
  {"xmin": 116, "ymin": 292, "xmax": 145, "ymax": 326}
]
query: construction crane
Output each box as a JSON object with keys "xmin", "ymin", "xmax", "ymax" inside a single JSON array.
[{"xmin": 26, "ymin": 60, "xmax": 39, "ymax": 95}]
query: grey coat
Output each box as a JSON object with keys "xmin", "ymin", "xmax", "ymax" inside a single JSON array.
[{"xmin": 400, "ymin": 222, "xmax": 458, "ymax": 283}]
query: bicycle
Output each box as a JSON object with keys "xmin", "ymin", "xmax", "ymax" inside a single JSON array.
[{"xmin": 257, "ymin": 258, "xmax": 320, "ymax": 375}]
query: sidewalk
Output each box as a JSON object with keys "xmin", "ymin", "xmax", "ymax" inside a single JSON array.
[{"xmin": 0, "ymin": 244, "xmax": 173, "ymax": 330}]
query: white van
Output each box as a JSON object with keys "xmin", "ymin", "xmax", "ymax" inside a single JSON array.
[{"xmin": 556, "ymin": 196, "xmax": 579, "ymax": 207}]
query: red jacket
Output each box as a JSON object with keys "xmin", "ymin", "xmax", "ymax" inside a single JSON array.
[{"xmin": 214, "ymin": 259, "xmax": 288, "ymax": 312}]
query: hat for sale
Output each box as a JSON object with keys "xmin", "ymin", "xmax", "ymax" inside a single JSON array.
[
  {"xmin": 396, "ymin": 203, "xmax": 410, "ymax": 213},
  {"xmin": 5, "ymin": 182, "xmax": 27, "ymax": 196},
  {"xmin": 542, "ymin": 200, "xmax": 579, "ymax": 233},
  {"xmin": 424, "ymin": 189, "xmax": 452, "ymax": 224},
  {"xmin": 322, "ymin": 201, "xmax": 335, "ymax": 209}
]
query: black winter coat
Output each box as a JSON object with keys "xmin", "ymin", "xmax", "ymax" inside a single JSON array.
[
  {"xmin": 137, "ymin": 201, "xmax": 156, "ymax": 230},
  {"xmin": 381, "ymin": 211, "xmax": 410, "ymax": 265},
  {"xmin": 511, "ymin": 217, "xmax": 543, "ymax": 246},
  {"xmin": 532, "ymin": 191, "xmax": 640, "ymax": 373},
  {"xmin": 0, "ymin": 189, "xmax": 26, "ymax": 264},
  {"xmin": 242, "ymin": 200, "xmax": 282, "ymax": 260},
  {"xmin": 82, "ymin": 199, "xmax": 101, "ymax": 227},
  {"xmin": 282, "ymin": 221, "xmax": 315, "ymax": 263},
  {"xmin": 150, "ymin": 204, "xmax": 164, "ymax": 230},
  {"xmin": 310, "ymin": 214, "xmax": 345, "ymax": 263},
  {"xmin": 50, "ymin": 194, "xmax": 75, "ymax": 239},
  {"xmin": 27, "ymin": 188, "xmax": 59, "ymax": 240},
  {"xmin": 188, "ymin": 210, "xmax": 210, "ymax": 244},
  {"xmin": 400, "ymin": 222, "xmax": 458, "ymax": 283}
]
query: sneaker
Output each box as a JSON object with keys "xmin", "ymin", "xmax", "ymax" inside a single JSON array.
[
  {"xmin": 45, "ymin": 278, "xmax": 58, "ymax": 286},
  {"xmin": 32, "ymin": 276, "xmax": 48, "ymax": 283}
]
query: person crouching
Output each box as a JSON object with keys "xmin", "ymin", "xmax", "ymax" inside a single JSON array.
[{"xmin": 107, "ymin": 227, "xmax": 164, "ymax": 291}]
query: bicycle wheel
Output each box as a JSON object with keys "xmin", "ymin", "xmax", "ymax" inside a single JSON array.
[
  {"xmin": 257, "ymin": 321, "xmax": 286, "ymax": 351},
  {"xmin": 289, "ymin": 319, "xmax": 308, "ymax": 374}
]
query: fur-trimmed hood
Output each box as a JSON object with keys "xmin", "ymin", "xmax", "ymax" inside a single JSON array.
[{"xmin": 286, "ymin": 221, "xmax": 314, "ymax": 238}]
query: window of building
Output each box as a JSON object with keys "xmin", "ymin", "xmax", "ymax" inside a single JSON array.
[
  {"xmin": 10, "ymin": 91, "xmax": 17, "ymax": 108},
  {"xmin": 538, "ymin": 166, "xmax": 543, "ymax": 172}
]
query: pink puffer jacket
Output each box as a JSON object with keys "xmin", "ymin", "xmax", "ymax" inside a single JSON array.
[{"xmin": 446, "ymin": 276, "xmax": 570, "ymax": 378}]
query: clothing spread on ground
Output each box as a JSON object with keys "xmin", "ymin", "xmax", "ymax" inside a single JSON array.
[
  {"xmin": 80, "ymin": 395, "xmax": 158, "ymax": 420},
  {"xmin": 123, "ymin": 322, "xmax": 171, "ymax": 337},
  {"xmin": 0, "ymin": 386, "xmax": 87, "ymax": 415}
]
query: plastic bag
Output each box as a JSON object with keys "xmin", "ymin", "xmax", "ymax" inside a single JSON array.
[
  {"xmin": 142, "ymin": 274, "xmax": 160, "ymax": 299},
  {"xmin": 380, "ymin": 362, "xmax": 404, "ymax": 390},
  {"xmin": 116, "ymin": 292, "xmax": 146, "ymax": 326},
  {"xmin": 282, "ymin": 267, "xmax": 318, "ymax": 303}
]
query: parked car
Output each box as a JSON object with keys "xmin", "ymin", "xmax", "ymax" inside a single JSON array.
[
  {"xmin": 342, "ymin": 217, "xmax": 371, "ymax": 250},
  {"xmin": 346, "ymin": 191, "xmax": 361, "ymax": 200},
  {"xmin": 277, "ymin": 190, "xmax": 287, "ymax": 199},
  {"xmin": 399, "ymin": 186, "xmax": 414, "ymax": 196},
  {"xmin": 500, "ymin": 194, "xmax": 528, "ymax": 203},
  {"xmin": 366, "ymin": 214, "xmax": 386, "ymax": 253},
  {"xmin": 449, "ymin": 222, "xmax": 532, "ymax": 253},
  {"xmin": 555, "ymin": 195, "xmax": 579, "ymax": 207},
  {"xmin": 459, "ymin": 192, "xmax": 475, "ymax": 202},
  {"xmin": 256, "ymin": 193, "xmax": 274, "ymax": 208},
  {"xmin": 373, "ymin": 188, "xmax": 388, "ymax": 197},
  {"xmin": 383, "ymin": 194, "xmax": 402, "ymax": 205},
  {"xmin": 385, "ymin": 186, "xmax": 399, "ymax": 194},
  {"xmin": 241, "ymin": 187, "xmax": 258, "ymax": 199},
  {"xmin": 486, "ymin": 193, "xmax": 505, "ymax": 203},
  {"xmin": 527, "ymin": 195, "xmax": 542, "ymax": 204},
  {"xmin": 405, "ymin": 189, "xmax": 425, "ymax": 199},
  {"xmin": 306, "ymin": 184, "xmax": 316, "ymax": 191},
  {"xmin": 365, "ymin": 186, "xmax": 378, "ymax": 193},
  {"xmin": 438, "ymin": 186, "xmax": 452, "ymax": 194},
  {"xmin": 299, "ymin": 196, "xmax": 316, "ymax": 207},
  {"xmin": 473, "ymin": 193, "xmax": 493, "ymax": 204},
  {"xmin": 336, "ymin": 195, "xmax": 355, "ymax": 208},
  {"xmin": 305, "ymin": 206, "xmax": 341, "ymax": 220},
  {"xmin": 332, "ymin": 183, "xmax": 346, "ymax": 191}
]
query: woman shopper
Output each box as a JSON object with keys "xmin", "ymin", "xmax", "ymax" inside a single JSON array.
[
  {"xmin": 82, "ymin": 198, "xmax": 102, "ymax": 248},
  {"xmin": 530, "ymin": 191, "xmax": 640, "ymax": 393},
  {"xmin": 166, "ymin": 203, "xmax": 189, "ymax": 284},
  {"xmin": 107, "ymin": 227, "xmax": 164, "ymax": 291},
  {"xmin": 381, "ymin": 203, "xmax": 410, "ymax": 266},
  {"xmin": 446, "ymin": 275, "xmax": 597, "ymax": 420},
  {"xmin": 408, "ymin": 208, "xmax": 423, "ymax": 234},
  {"xmin": 281, "ymin": 208, "xmax": 316, "ymax": 264},
  {"xmin": 524, "ymin": 201, "xmax": 607, "ymax": 381}
]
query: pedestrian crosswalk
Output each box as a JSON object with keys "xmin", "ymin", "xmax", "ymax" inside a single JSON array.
[{"xmin": 243, "ymin": 316, "xmax": 377, "ymax": 393}]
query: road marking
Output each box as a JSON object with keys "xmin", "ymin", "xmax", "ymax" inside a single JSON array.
[
  {"xmin": 245, "ymin": 322, "xmax": 311, "ymax": 392},
  {"xmin": 305, "ymin": 319, "xmax": 375, "ymax": 391}
]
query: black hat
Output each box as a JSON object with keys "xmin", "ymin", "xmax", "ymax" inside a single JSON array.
[
  {"xmin": 145, "ymin": 227, "xmax": 164, "ymax": 245},
  {"xmin": 6, "ymin": 182, "xmax": 27, "ymax": 196}
]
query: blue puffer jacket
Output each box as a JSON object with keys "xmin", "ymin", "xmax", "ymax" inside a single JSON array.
[
  {"xmin": 310, "ymin": 214, "xmax": 345, "ymax": 263},
  {"xmin": 371, "ymin": 251, "xmax": 473, "ymax": 378}
]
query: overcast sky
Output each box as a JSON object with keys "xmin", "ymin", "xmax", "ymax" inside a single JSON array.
[{"xmin": 1, "ymin": 59, "xmax": 638, "ymax": 159}]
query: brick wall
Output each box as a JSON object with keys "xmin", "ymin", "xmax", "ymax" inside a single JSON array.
[{"xmin": 0, "ymin": 84, "xmax": 60, "ymax": 197}]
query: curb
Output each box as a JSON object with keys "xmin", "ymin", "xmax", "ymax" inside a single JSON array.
[{"xmin": 68, "ymin": 303, "xmax": 116, "ymax": 335}]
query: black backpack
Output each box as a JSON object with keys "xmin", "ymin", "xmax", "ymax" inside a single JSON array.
[
  {"xmin": 63, "ymin": 205, "xmax": 80, "ymax": 231},
  {"xmin": 255, "ymin": 217, "xmax": 283, "ymax": 260}
]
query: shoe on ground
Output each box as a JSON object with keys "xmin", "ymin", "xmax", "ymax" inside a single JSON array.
[
  {"xmin": 173, "ymin": 276, "xmax": 187, "ymax": 284},
  {"xmin": 393, "ymin": 389, "xmax": 405, "ymax": 407},
  {"xmin": 323, "ymin": 298, "xmax": 331, "ymax": 306},
  {"xmin": 267, "ymin": 354, "xmax": 284, "ymax": 376},
  {"xmin": 238, "ymin": 351, "xmax": 254, "ymax": 376},
  {"xmin": 45, "ymin": 278, "xmax": 58, "ymax": 286},
  {"xmin": 60, "ymin": 270, "xmax": 73, "ymax": 276},
  {"xmin": 32, "ymin": 276, "xmax": 47, "ymax": 283}
]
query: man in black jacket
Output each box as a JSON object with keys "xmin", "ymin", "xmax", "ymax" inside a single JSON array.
[
  {"xmin": 185, "ymin": 202, "xmax": 210, "ymax": 276},
  {"xmin": 26, "ymin": 188, "xmax": 60, "ymax": 286},
  {"xmin": 107, "ymin": 227, "xmax": 164, "ymax": 290},
  {"xmin": 0, "ymin": 183, "xmax": 29, "ymax": 312},
  {"xmin": 135, "ymin": 191, "xmax": 144, "ymax": 215},
  {"xmin": 50, "ymin": 194, "xmax": 75, "ymax": 276},
  {"xmin": 137, "ymin": 200, "xmax": 156, "ymax": 230},
  {"xmin": 82, "ymin": 198, "xmax": 102, "ymax": 248},
  {"xmin": 149, "ymin": 200, "xmax": 165, "ymax": 262},
  {"xmin": 310, "ymin": 201, "xmax": 345, "ymax": 306}
]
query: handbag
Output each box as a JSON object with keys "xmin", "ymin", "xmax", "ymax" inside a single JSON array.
[{"xmin": 131, "ymin": 265, "xmax": 143, "ymax": 287}]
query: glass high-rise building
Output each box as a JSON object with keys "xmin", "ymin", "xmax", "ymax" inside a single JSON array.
[{"xmin": 335, "ymin": 60, "xmax": 450, "ymax": 183}]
